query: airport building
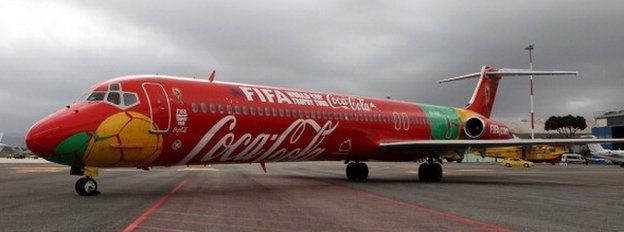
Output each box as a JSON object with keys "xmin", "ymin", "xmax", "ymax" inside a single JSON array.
[{"xmin": 593, "ymin": 110, "xmax": 624, "ymax": 150}]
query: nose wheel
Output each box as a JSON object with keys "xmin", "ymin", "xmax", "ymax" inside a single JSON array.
[
  {"xmin": 346, "ymin": 162, "xmax": 368, "ymax": 181},
  {"xmin": 418, "ymin": 162, "xmax": 443, "ymax": 182},
  {"xmin": 75, "ymin": 177, "xmax": 99, "ymax": 196}
]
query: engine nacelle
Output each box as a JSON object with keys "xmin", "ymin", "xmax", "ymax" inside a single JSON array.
[{"xmin": 463, "ymin": 117, "xmax": 512, "ymax": 139}]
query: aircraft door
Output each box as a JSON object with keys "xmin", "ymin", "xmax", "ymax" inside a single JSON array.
[{"xmin": 142, "ymin": 83, "xmax": 171, "ymax": 133}]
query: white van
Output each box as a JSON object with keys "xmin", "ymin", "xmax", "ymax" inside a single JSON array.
[{"xmin": 561, "ymin": 153, "xmax": 586, "ymax": 164}]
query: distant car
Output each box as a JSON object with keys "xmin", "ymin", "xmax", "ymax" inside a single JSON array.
[
  {"xmin": 561, "ymin": 153, "xmax": 585, "ymax": 164},
  {"xmin": 13, "ymin": 154, "xmax": 26, "ymax": 159},
  {"xmin": 500, "ymin": 158, "xmax": 534, "ymax": 168},
  {"xmin": 588, "ymin": 157, "xmax": 611, "ymax": 165}
]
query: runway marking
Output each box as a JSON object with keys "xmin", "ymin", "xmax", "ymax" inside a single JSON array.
[
  {"xmin": 122, "ymin": 178, "xmax": 190, "ymax": 232},
  {"xmin": 155, "ymin": 210, "xmax": 393, "ymax": 232},
  {"xmin": 169, "ymin": 200, "xmax": 458, "ymax": 229},
  {"xmin": 137, "ymin": 225, "xmax": 193, "ymax": 232},
  {"xmin": 9, "ymin": 166, "xmax": 68, "ymax": 173},
  {"xmin": 322, "ymin": 182, "xmax": 513, "ymax": 232},
  {"xmin": 147, "ymin": 217, "xmax": 295, "ymax": 232},
  {"xmin": 176, "ymin": 167, "xmax": 219, "ymax": 172},
  {"xmin": 281, "ymin": 170, "xmax": 513, "ymax": 232}
]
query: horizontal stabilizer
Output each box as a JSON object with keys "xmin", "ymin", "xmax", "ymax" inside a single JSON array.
[{"xmin": 439, "ymin": 68, "xmax": 577, "ymax": 83}]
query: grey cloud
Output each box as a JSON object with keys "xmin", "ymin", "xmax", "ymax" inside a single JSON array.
[{"xmin": 1, "ymin": 0, "xmax": 623, "ymax": 138}]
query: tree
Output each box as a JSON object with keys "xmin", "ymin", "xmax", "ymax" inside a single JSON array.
[{"xmin": 544, "ymin": 115, "xmax": 588, "ymax": 138}]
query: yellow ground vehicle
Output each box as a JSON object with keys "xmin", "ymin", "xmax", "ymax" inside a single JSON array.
[
  {"xmin": 500, "ymin": 158, "xmax": 534, "ymax": 168},
  {"xmin": 482, "ymin": 145, "xmax": 565, "ymax": 164}
]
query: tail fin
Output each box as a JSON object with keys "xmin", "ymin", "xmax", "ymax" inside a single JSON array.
[
  {"xmin": 587, "ymin": 143, "xmax": 606, "ymax": 153},
  {"xmin": 439, "ymin": 66, "xmax": 577, "ymax": 118},
  {"xmin": 0, "ymin": 133, "xmax": 3, "ymax": 143}
]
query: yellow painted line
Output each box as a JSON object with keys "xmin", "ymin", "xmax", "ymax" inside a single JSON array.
[
  {"xmin": 177, "ymin": 167, "xmax": 219, "ymax": 172},
  {"xmin": 103, "ymin": 169, "xmax": 142, "ymax": 172},
  {"xmin": 9, "ymin": 166, "xmax": 68, "ymax": 173}
]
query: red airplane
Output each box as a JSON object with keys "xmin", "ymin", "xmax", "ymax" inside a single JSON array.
[{"xmin": 25, "ymin": 66, "xmax": 624, "ymax": 196}]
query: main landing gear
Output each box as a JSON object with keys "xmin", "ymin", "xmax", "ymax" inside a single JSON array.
[
  {"xmin": 418, "ymin": 158, "xmax": 443, "ymax": 182},
  {"xmin": 71, "ymin": 166, "xmax": 100, "ymax": 196},
  {"xmin": 346, "ymin": 162, "xmax": 368, "ymax": 181}
]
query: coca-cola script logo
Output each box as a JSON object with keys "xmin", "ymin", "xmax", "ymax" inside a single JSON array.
[
  {"xmin": 326, "ymin": 95, "xmax": 374, "ymax": 111},
  {"xmin": 177, "ymin": 116, "xmax": 339, "ymax": 165}
]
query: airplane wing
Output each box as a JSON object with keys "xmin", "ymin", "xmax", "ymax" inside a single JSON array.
[
  {"xmin": 379, "ymin": 138, "xmax": 624, "ymax": 153},
  {"xmin": 592, "ymin": 152, "xmax": 624, "ymax": 163}
]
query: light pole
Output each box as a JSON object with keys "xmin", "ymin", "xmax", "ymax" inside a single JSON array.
[{"xmin": 525, "ymin": 44, "xmax": 535, "ymax": 139}]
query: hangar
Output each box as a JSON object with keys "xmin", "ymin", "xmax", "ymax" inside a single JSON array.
[{"xmin": 593, "ymin": 110, "xmax": 624, "ymax": 150}]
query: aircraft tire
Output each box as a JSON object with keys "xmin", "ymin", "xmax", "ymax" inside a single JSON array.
[
  {"xmin": 75, "ymin": 177, "xmax": 99, "ymax": 196},
  {"xmin": 429, "ymin": 163, "xmax": 443, "ymax": 182},
  {"xmin": 620, "ymin": 163, "xmax": 624, "ymax": 168},
  {"xmin": 346, "ymin": 163, "xmax": 358, "ymax": 180},
  {"xmin": 418, "ymin": 163, "xmax": 431, "ymax": 182},
  {"xmin": 357, "ymin": 163, "xmax": 369, "ymax": 180}
]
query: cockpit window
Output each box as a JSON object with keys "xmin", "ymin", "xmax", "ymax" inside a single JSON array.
[
  {"xmin": 77, "ymin": 83, "xmax": 140, "ymax": 110},
  {"xmin": 86, "ymin": 92, "xmax": 106, "ymax": 101},
  {"xmin": 107, "ymin": 92, "xmax": 121, "ymax": 105},
  {"xmin": 123, "ymin": 93, "xmax": 138, "ymax": 106},
  {"xmin": 109, "ymin": 83, "xmax": 121, "ymax": 91}
]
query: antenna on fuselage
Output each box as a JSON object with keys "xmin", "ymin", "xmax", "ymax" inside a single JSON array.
[{"xmin": 208, "ymin": 70, "xmax": 216, "ymax": 82}]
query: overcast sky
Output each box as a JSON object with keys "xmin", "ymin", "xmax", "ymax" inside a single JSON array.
[{"xmin": 1, "ymin": 0, "xmax": 623, "ymax": 141}]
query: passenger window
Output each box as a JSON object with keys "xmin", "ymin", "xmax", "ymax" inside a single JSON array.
[
  {"xmin": 218, "ymin": 104, "xmax": 224, "ymax": 114},
  {"xmin": 123, "ymin": 93, "xmax": 138, "ymax": 106},
  {"xmin": 107, "ymin": 92, "xmax": 121, "ymax": 105},
  {"xmin": 272, "ymin": 108, "xmax": 278, "ymax": 116},
  {"xmin": 109, "ymin": 83, "xmax": 121, "ymax": 91},
  {"xmin": 226, "ymin": 105, "xmax": 232, "ymax": 114},
  {"xmin": 242, "ymin": 106, "xmax": 248, "ymax": 115},
  {"xmin": 201, "ymin": 103, "xmax": 207, "ymax": 113},
  {"xmin": 286, "ymin": 109, "xmax": 291, "ymax": 117},
  {"xmin": 258, "ymin": 107, "xmax": 264, "ymax": 116},
  {"xmin": 304, "ymin": 111, "xmax": 310, "ymax": 118},
  {"xmin": 279, "ymin": 108, "xmax": 284, "ymax": 117},
  {"xmin": 191, "ymin": 102, "xmax": 199, "ymax": 113},
  {"xmin": 250, "ymin": 106, "xmax": 257, "ymax": 115},
  {"xmin": 235, "ymin": 105, "xmax": 240, "ymax": 115},
  {"xmin": 210, "ymin": 104, "xmax": 216, "ymax": 114},
  {"xmin": 265, "ymin": 107, "xmax": 271, "ymax": 116},
  {"xmin": 298, "ymin": 110, "xmax": 304, "ymax": 118}
]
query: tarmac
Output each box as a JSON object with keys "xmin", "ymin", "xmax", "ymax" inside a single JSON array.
[{"xmin": 1, "ymin": 160, "xmax": 624, "ymax": 232}]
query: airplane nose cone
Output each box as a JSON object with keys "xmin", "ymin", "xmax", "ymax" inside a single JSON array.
[{"xmin": 25, "ymin": 120, "xmax": 60, "ymax": 159}]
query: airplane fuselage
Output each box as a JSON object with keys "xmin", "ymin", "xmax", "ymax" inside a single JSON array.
[{"xmin": 26, "ymin": 75, "xmax": 512, "ymax": 168}]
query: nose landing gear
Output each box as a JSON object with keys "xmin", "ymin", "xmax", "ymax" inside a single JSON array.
[
  {"xmin": 75, "ymin": 177, "xmax": 99, "ymax": 196},
  {"xmin": 346, "ymin": 162, "xmax": 368, "ymax": 181},
  {"xmin": 71, "ymin": 166, "xmax": 100, "ymax": 196}
]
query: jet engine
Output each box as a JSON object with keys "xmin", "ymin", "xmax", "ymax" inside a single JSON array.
[{"xmin": 463, "ymin": 117, "xmax": 511, "ymax": 139}]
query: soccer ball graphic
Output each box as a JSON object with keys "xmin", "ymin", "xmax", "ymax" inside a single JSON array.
[
  {"xmin": 50, "ymin": 111, "xmax": 163, "ymax": 167},
  {"xmin": 82, "ymin": 112, "xmax": 163, "ymax": 167}
]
